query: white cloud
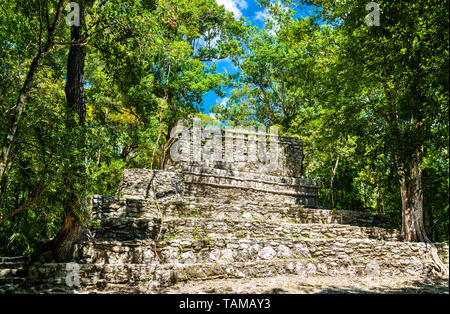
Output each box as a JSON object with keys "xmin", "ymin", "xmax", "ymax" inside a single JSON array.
[
  {"xmin": 216, "ymin": 57, "xmax": 239, "ymax": 74},
  {"xmin": 216, "ymin": 0, "xmax": 248, "ymax": 19},
  {"xmin": 254, "ymin": 8, "xmax": 271, "ymax": 22},
  {"xmin": 217, "ymin": 97, "xmax": 229, "ymax": 107},
  {"xmin": 254, "ymin": 5, "xmax": 288, "ymax": 36},
  {"xmin": 254, "ymin": 8, "xmax": 278, "ymax": 36}
]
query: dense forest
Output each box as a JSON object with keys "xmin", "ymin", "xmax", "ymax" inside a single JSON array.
[{"xmin": 0, "ymin": 0, "xmax": 448, "ymax": 263}]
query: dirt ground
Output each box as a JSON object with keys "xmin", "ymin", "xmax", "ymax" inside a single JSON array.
[{"xmin": 93, "ymin": 275, "xmax": 449, "ymax": 294}]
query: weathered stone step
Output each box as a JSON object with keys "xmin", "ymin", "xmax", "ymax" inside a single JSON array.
[
  {"xmin": 14, "ymin": 255, "xmax": 447, "ymax": 292},
  {"xmin": 19, "ymin": 263, "xmax": 158, "ymax": 288},
  {"xmin": 0, "ymin": 256, "xmax": 28, "ymax": 263},
  {"xmin": 0, "ymin": 268, "xmax": 23, "ymax": 277},
  {"xmin": 3, "ymin": 271, "xmax": 448, "ymax": 294},
  {"xmin": 118, "ymin": 168, "xmax": 319, "ymax": 207},
  {"xmin": 0, "ymin": 262, "xmax": 25, "ymax": 269},
  {"xmin": 92, "ymin": 196, "xmax": 389, "ymax": 228},
  {"xmin": 72, "ymin": 238, "xmax": 449, "ymax": 277},
  {"xmin": 91, "ymin": 216, "xmax": 401, "ymax": 242}
]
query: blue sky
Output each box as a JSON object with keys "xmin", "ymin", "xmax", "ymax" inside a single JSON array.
[{"xmin": 202, "ymin": 0, "xmax": 316, "ymax": 114}]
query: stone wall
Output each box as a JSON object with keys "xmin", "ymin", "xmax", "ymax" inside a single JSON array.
[
  {"xmin": 117, "ymin": 169, "xmax": 184, "ymax": 201},
  {"xmin": 165, "ymin": 127, "xmax": 305, "ymax": 178},
  {"xmin": 117, "ymin": 168, "xmax": 318, "ymax": 207},
  {"xmin": 4, "ymin": 237, "xmax": 450, "ymax": 292},
  {"xmin": 71, "ymin": 238, "xmax": 449, "ymax": 278},
  {"xmin": 91, "ymin": 195, "xmax": 389, "ymax": 228},
  {"xmin": 92, "ymin": 217, "xmax": 401, "ymax": 242}
]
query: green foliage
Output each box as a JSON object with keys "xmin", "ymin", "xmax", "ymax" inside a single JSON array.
[
  {"xmin": 0, "ymin": 0, "xmax": 247, "ymax": 256},
  {"xmin": 0, "ymin": 0, "xmax": 448, "ymax": 257},
  {"xmin": 88, "ymin": 219, "xmax": 101, "ymax": 229},
  {"xmin": 212, "ymin": 0, "xmax": 448, "ymax": 240}
]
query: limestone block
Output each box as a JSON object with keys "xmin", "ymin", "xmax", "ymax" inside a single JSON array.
[
  {"xmin": 277, "ymin": 245, "xmax": 291, "ymax": 258},
  {"xmin": 294, "ymin": 243, "xmax": 311, "ymax": 258},
  {"xmin": 258, "ymin": 247, "xmax": 276, "ymax": 260},
  {"xmin": 118, "ymin": 169, "xmax": 184, "ymax": 201}
]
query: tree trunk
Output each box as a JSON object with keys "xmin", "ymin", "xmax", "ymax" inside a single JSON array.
[
  {"xmin": 0, "ymin": 51, "xmax": 43, "ymax": 182},
  {"xmin": 400, "ymin": 161, "xmax": 426, "ymax": 242},
  {"xmin": 52, "ymin": 196, "xmax": 89, "ymax": 261},
  {"xmin": 51, "ymin": 10, "xmax": 89, "ymax": 262},
  {"xmin": 423, "ymin": 206, "xmax": 433, "ymax": 242},
  {"xmin": 0, "ymin": 0, "xmax": 65, "ymax": 183},
  {"xmin": 399, "ymin": 152, "xmax": 448, "ymax": 276},
  {"xmin": 362, "ymin": 183, "xmax": 367, "ymax": 209},
  {"xmin": 375, "ymin": 185, "xmax": 380, "ymax": 215},
  {"xmin": 422, "ymin": 169, "xmax": 434, "ymax": 241},
  {"xmin": 330, "ymin": 155, "xmax": 339, "ymax": 209},
  {"xmin": 380, "ymin": 186, "xmax": 386, "ymax": 215}
]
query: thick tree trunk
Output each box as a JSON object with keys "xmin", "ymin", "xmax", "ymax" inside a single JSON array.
[
  {"xmin": 400, "ymin": 161, "xmax": 426, "ymax": 242},
  {"xmin": 423, "ymin": 206, "xmax": 433, "ymax": 242},
  {"xmin": 64, "ymin": 26, "xmax": 87, "ymax": 127},
  {"xmin": 52, "ymin": 196, "xmax": 89, "ymax": 261},
  {"xmin": 51, "ymin": 14, "xmax": 89, "ymax": 262},
  {"xmin": 399, "ymin": 153, "xmax": 448, "ymax": 276}
]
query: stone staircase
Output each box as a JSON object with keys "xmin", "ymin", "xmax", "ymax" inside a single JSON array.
[
  {"xmin": 0, "ymin": 169, "xmax": 448, "ymax": 293},
  {"xmin": 0, "ymin": 257, "xmax": 27, "ymax": 286},
  {"xmin": 0, "ymin": 132, "xmax": 448, "ymax": 293}
]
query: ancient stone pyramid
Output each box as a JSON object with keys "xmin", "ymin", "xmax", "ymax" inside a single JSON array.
[{"xmin": 0, "ymin": 130, "xmax": 448, "ymax": 293}]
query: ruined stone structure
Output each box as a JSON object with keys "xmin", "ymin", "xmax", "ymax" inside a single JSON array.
[
  {"xmin": 0, "ymin": 131, "xmax": 448, "ymax": 293},
  {"xmin": 165, "ymin": 126, "xmax": 306, "ymax": 178}
]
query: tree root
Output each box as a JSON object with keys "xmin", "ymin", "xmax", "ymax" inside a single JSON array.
[{"xmin": 427, "ymin": 242, "xmax": 449, "ymax": 278}]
